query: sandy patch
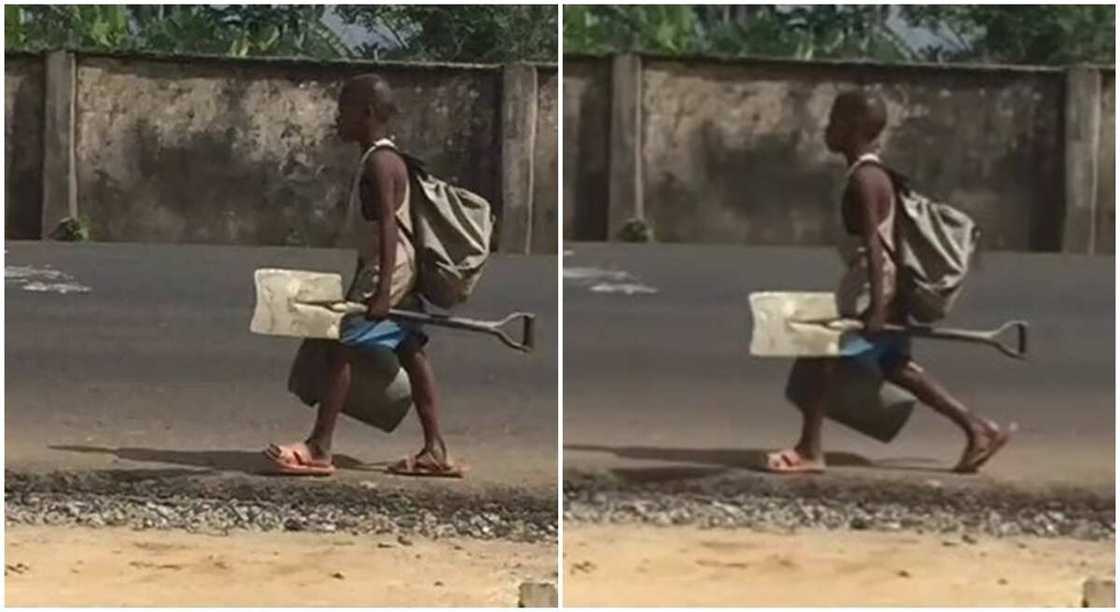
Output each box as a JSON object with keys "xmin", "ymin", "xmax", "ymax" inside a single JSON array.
[
  {"xmin": 564, "ymin": 524, "xmax": 1113, "ymax": 607},
  {"xmin": 6, "ymin": 525, "xmax": 556, "ymax": 607}
]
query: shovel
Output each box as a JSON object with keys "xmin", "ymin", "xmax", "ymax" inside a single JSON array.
[
  {"xmin": 753, "ymin": 291, "xmax": 1028, "ymax": 442},
  {"xmin": 251, "ymin": 269, "xmax": 536, "ymax": 353},
  {"xmin": 749, "ymin": 292, "xmax": 1029, "ymax": 360}
]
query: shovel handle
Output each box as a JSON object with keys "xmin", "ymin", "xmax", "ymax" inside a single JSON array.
[
  {"xmin": 326, "ymin": 302, "xmax": 534, "ymax": 353},
  {"xmin": 880, "ymin": 320, "xmax": 1030, "ymax": 360},
  {"xmin": 391, "ymin": 310, "xmax": 536, "ymax": 353}
]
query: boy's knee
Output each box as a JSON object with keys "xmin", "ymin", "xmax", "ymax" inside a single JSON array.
[
  {"xmin": 395, "ymin": 334, "xmax": 426, "ymax": 359},
  {"xmin": 787, "ymin": 358, "xmax": 834, "ymax": 407},
  {"xmin": 328, "ymin": 343, "xmax": 353, "ymax": 367},
  {"xmin": 884, "ymin": 359, "xmax": 922, "ymax": 384}
]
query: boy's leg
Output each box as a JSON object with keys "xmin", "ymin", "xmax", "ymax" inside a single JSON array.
[
  {"xmin": 264, "ymin": 343, "xmax": 349, "ymax": 472},
  {"xmin": 794, "ymin": 359, "xmax": 831, "ymax": 461},
  {"xmin": 767, "ymin": 358, "xmax": 832, "ymax": 473},
  {"xmin": 304, "ymin": 343, "xmax": 352, "ymax": 458},
  {"xmin": 397, "ymin": 338, "xmax": 452, "ymax": 467},
  {"xmin": 884, "ymin": 360, "xmax": 1009, "ymax": 473}
]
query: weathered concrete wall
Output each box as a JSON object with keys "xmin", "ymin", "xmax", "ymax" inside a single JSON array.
[
  {"xmin": 73, "ymin": 54, "xmax": 501, "ymax": 246},
  {"xmin": 1097, "ymin": 71, "xmax": 1115, "ymax": 254},
  {"xmin": 639, "ymin": 58, "xmax": 1065, "ymax": 250},
  {"xmin": 532, "ymin": 67, "xmax": 559, "ymax": 253},
  {"xmin": 562, "ymin": 58, "xmax": 611, "ymax": 241},
  {"xmin": 5, "ymin": 54, "xmax": 45, "ymax": 239}
]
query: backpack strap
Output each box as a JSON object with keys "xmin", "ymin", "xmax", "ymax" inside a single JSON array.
[
  {"xmin": 351, "ymin": 139, "xmax": 424, "ymax": 245},
  {"xmin": 355, "ymin": 138, "xmax": 426, "ymax": 173},
  {"xmin": 846, "ymin": 152, "xmax": 913, "ymax": 192},
  {"xmin": 350, "ymin": 139, "xmax": 397, "ymax": 213},
  {"xmin": 846, "ymin": 153, "xmax": 910, "ymax": 316},
  {"xmin": 845, "ymin": 152, "xmax": 882, "ymax": 179},
  {"xmin": 844, "ymin": 152, "xmax": 897, "ymax": 251}
]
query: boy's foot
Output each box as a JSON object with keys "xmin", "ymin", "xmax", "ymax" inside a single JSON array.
[
  {"xmin": 388, "ymin": 449, "xmax": 467, "ymax": 478},
  {"xmin": 953, "ymin": 423, "xmax": 1011, "ymax": 473},
  {"xmin": 764, "ymin": 449, "xmax": 826, "ymax": 474},
  {"xmin": 263, "ymin": 442, "xmax": 336, "ymax": 476}
]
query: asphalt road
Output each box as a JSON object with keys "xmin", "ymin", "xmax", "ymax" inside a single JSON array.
[
  {"xmin": 5, "ymin": 242, "xmax": 558, "ymax": 498},
  {"xmin": 564, "ymin": 243, "xmax": 1115, "ymax": 497}
]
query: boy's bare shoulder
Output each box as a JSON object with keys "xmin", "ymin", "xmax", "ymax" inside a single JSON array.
[
  {"xmin": 850, "ymin": 160, "xmax": 889, "ymax": 180},
  {"xmin": 850, "ymin": 162, "xmax": 892, "ymax": 192},
  {"xmin": 365, "ymin": 146, "xmax": 408, "ymax": 178}
]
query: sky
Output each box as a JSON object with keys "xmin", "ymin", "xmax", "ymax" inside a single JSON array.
[
  {"xmin": 319, "ymin": 5, "xmax": 964, "ymax": 57},
  {"xmin": 322, "ymin": 7, "xmax": 390, "ymax": 52}
]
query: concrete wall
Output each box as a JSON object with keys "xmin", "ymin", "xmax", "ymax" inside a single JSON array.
[
  {"xmin": 566, "ymin": 53, "xmax": 1114, "ymax": 254},
  {"xmin": 1097, "ymin": 71, "xmax": 1115, "ymax": 254},
  {"xmin": 562, "ymin": 58, "xmax": 610, "ymax": 241},
  {"xmin": 75, "ymin": 54, "xmax": 500, "ymax": 247},
  {"xmin": 5, "ymin": 54, "xmax": 45, "ymax": 239},
  {"xmin": 5, "ymin": 51, "xmax": 557, "ymax": 253},
  {"xmin": 642, "ymin": 58, "xmax": 1065, "ymax": 250},
  {"xmin": 532, "ymin": 67, "xmax": 560, "ymax": 253}
]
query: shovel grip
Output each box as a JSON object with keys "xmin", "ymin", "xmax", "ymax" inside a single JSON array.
[
  {"xmin": 998, "ymin": 320, "xmax": 1030, "ymax": 360},
  {"xmin": 523, "ymin": 314, "xmax": 536, "ymax": 352},
  {"xmin": 494, "ymin": 312, "xmax": 535, "ymax": 353}
]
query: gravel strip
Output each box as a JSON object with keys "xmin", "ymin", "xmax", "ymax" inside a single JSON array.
[
  {"xmin": 5, "ymin": 471, "xmax": 557, "ymax": 543},
  {"xmin": 564, "ymin": 472, "xmax": 1115, "ymax": 541}
]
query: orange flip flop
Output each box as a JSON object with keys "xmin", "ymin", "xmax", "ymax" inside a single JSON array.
[
  {"xmin": 264, "ymin": 442, "xmax": 336, "ymax": 476},
  {"xmin": 764, "ymin": 449, "xmax": 826, "ymax": 474},
  {"xmin": 954, "ymin": 429, "xmax": 1011, "ymax": 473},
  {"xmin": 387, "ymin": 453, "xmax": 467, "ymax": 478}
]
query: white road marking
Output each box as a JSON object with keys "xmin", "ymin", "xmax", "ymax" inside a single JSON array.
[
  {"xmin": 6, "ymin": 265, "xmax": 92, "ymax": 294},
  {"xmin": 564, "ymin": 266, "xmax": 659, "ymax": 296},
  {"xmin": 563, "ymin": 267, "xmax": 632, "ymax": 282},
  {"xmin": 21, "ymin": 281, "xmax": 92, "ymax": 294},
  {"xmin": 589, "ymin": 282, "xmax": 659, "ymax": 295}
]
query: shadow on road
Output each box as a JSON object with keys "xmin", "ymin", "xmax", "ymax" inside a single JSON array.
[
  {"xmin": 565, "ymin": 444, "xmax": 949, "ymax": 481},
  {"xmin": 48, "ymin": 445, "xmax": 375, "ymax": 475},
  {"xmin": 607, "ymin": 465, "xmax": 729, "ymax": 483},
  {"xmin": 565, "ymin": 444, "xmax": 871, "ymax": 472}
]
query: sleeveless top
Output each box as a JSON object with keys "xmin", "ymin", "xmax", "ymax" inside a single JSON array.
[
  {"xmin": 344, "ymin": 138, "xmax": 417, "ymax": 307},
  {"xmin": 835, "ymin": 153, "xmax": 899, "ymax": 318}
]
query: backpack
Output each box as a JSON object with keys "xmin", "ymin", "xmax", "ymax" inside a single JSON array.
[
  {"xmin": 360, "ymin": 141, "xmax": 494, "ymax": 309},
  {"xmin": 853, "ymin": 156, "xmax": 981, "ymax": 323}
]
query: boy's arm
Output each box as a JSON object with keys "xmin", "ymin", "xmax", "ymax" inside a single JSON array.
[
  {"xmin": 851, "ymin": 167, "xmax": 889, "ymax": 334},
  {"xmin": 364, "ymin": 151, "xmax": 403, "ymax": 320}
]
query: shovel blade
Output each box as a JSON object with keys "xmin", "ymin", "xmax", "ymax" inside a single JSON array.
[
  {"xmin": 749, "ymin": 291, "xmax": 850, "ymax": 357},
  {"xmin": 250, "ymin": 268, "xmax": 347, "ymax": 339}
]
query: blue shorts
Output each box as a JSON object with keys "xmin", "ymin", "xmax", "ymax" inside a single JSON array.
[
  {"xmin": 839, "ymin": 331, "xmax": 911, "ymax": 374},
  {"xmin": 339, "ymin": 315, "xmax": 427, "ymax": 353}
]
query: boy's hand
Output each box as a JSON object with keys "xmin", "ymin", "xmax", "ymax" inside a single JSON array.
[
  {"xmin": 365, "ymin": 294, "xmax": 391, "ymax": 321},
  {"xmin": 863, "ymin": 309, "xmax": 887, "ymax": 336}
]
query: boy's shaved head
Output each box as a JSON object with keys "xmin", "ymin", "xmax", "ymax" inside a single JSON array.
[
  {"xmin": 340, "ymin": 74, "xmax": 398, "ymax": 121},
  {"xmin": 832, "ymin": 89, "xmax": 887, "ymax": 141}
]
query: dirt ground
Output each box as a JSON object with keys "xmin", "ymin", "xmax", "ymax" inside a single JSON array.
[
  {"xmin": 564, "ymin": 524, "xmax": 1114, "ymax": 607},
  {"xmin": 5, "ymin": 525, "xmax": 556, "ymax": 607}
]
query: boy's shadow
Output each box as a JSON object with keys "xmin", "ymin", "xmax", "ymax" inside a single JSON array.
[
  {"xmin": 48, "ymin": 445, "xmax": 374, "ymax": 476},
  {"xmin": 565, "ymin": 444, "xmax": 945, "ymax": 483}
]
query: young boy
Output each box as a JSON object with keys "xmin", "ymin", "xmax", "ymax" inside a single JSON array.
[
  {"xmin": 766, "ymin": 90, "xmax": 1009, "ymax": 474},
  {"xmin": 265, "ymin": 74, "xmax": 463, "ymax": 477}
]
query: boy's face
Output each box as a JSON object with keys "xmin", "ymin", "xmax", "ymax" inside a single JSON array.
[{"xmin": 335, "ymin": 95, "xmax": 368, "ymax": 143}]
